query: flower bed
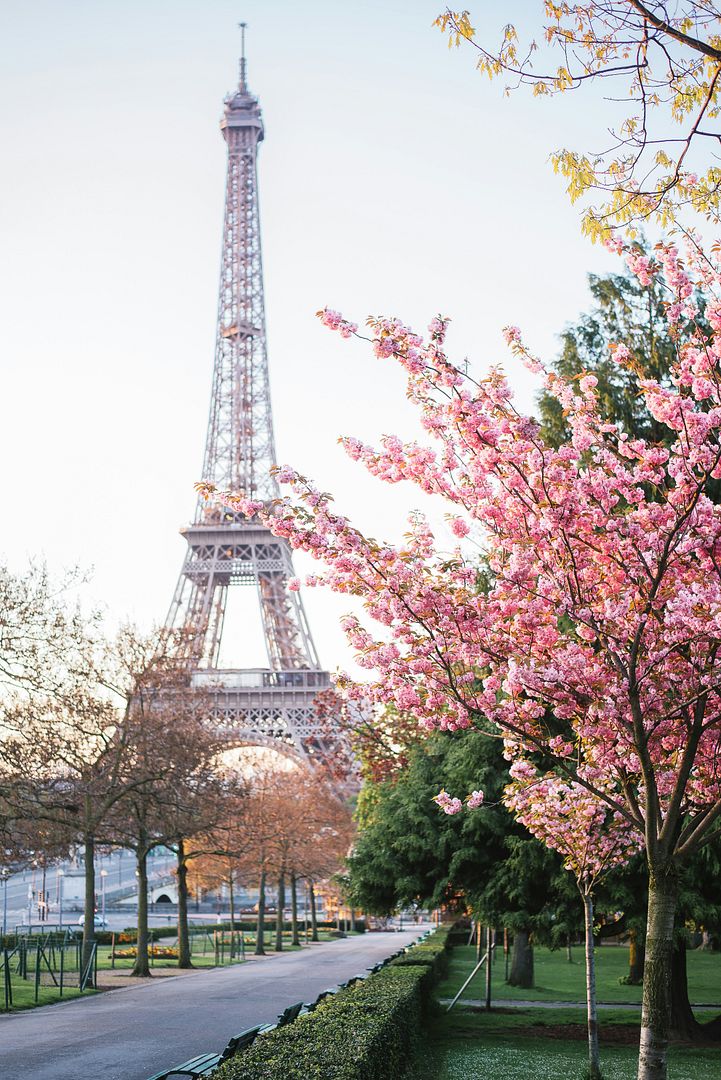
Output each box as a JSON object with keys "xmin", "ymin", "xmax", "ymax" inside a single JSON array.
[{"xmin": 111, "ymin": 946, "xmax": 178, "ymax": 959}]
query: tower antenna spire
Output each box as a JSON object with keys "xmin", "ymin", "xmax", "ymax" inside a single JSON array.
[{"xmin": 238, "ymin": 21, "xmax": 248, "ymax": 92}]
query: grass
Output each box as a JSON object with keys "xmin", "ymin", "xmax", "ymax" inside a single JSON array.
[
  {"xmin": 418, "ymin": 1007, "xmax": 721, "ymax": 1080},
  {"xmin": 440, "ymin": 944, "xmax": 721, "ymax": 1005},
  {"xmin": 420, "ymin": 944, "xmax": 721, "ymax": 1080},
  {"xmin": 2, "ymin": 981, "xmax": 92, "ymax": 1010}
]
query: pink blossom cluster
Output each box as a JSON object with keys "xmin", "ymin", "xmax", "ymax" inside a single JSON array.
[
  {"xmin": 624, "ymin": 248, "xmax": 655, "ymax": 286},
  {"xmin": 317, "ymin": 307, "xmax": 358, "ymax": 339},
  {"xmin": 433, "ymin": 790, "xmax": 463, "ymax": 815},
  {"xmin": 449, "ymin": 516, "xmax": 470, "ymax": 538},
  {"xmin": 432, "ymin": 787, "xmax": 484, "ymax": 814},
  {"xmin": 505, "ymin": 764, "xmax": 641, "ymax": 887}
]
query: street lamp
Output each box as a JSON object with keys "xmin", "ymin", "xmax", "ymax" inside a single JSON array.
[
  {"xmin": 57, "ymin": 869, "xmax": 64, "ymax": 928},
  {"xmin": 1, "ymin": 867, "xmax": 9, "ymax": 937},
  {"xmin": 100, "ymin": 868, "xmax": 108, "ymax": 926},
  {"xmin": 40, "ymin": 861, "xmax": 47, "ymax": 923}
]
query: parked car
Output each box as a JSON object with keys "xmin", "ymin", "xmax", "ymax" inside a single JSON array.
[{"xmin": 77, "ymin": 914, "xmax": 109, "ymax": 930}]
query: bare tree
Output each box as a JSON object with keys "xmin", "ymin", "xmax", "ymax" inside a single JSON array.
[
  {"xmin": 160, "ymin": 772, "xmax": 247, "ymax": 967},
  {"xmin": 102, "ymin": 629, "xmax": 224, "ymax": 978},
  {"xmin": 1, "ymin": 687, "xmax": 142, "ymax": 975},
  {"xmin": 0, "ymin": 561, "xmax": 95, "ymax": 697}
]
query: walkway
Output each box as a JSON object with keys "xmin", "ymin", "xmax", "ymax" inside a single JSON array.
[
  {"xmin": 0, "ymin": 928, "xmax": 428, "ymax": 1080},
  {"xmin": 442, "ymin": 997, "xmax": 721, "ymax": 1011}
]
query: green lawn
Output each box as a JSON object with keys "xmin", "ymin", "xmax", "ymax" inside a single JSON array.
[
  {"xmin": 419, "ymin": 1008, "xmax": 721, "ymax": 1080},
  {"xmin": 2, "ymin": 981, "xmax": 92, "ymax": 1010},
  {"xmin": 440, "ymin": 944, "xmax": 721, "ymax": 1005},
  {"xmin": 423, "ymin": 945, "xmax": 721, "ymax": 1080}
]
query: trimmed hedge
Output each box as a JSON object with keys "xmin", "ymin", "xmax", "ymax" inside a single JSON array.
[
  {"xmin": 214, "ymin": 929, "xmax": 447, "ymax": 1080},
  {"xmin": 389, "ymin": 929, "xmax": 450, "ymax": 983},
  {"xmin": 0, "ymin": 928, "xmax": 167, "ymax": 949},
  {"xmin": 95, "ymin": 928, "xmax": 165, "ymax": 946},
  {"xmin": 178, "ymin": 919, "xmax": 364, "ymax": 935},
  {"xmin": 389, "ymin": 947, "xmax": 448, "ymax": 983},
  {"xmin": 214, "ymin": 966, "xmax": 425, "ymax": 1080},
  {"xmin": 446, "ymin": 923, "xmax": 471, "ymax": 947}
]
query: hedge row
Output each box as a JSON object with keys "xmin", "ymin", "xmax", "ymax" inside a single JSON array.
[
  {"xmin": 214, "ymin": 928, "xmax": 447, "ymax": 1080},
  {"xmin": 0, "ymin": 928, "xmax": 168, "ymax": 949},
  {"xmin": 215, "ymin": 966, "xmax": 426, "ymax": 1080},
  {"xmin": 94, "ymin": 928, "xmax": 165, "ymax": 946},
  {"xmin": 67, "ymin": 919, "xmax": 363, "ymax": 948},
  {"xmin": 388, "ymin": 929, "xmax": 450, "ymax": 983},
  {"xmin": 182, "ymin": 919, "xmax": 365, "ymax": 936}
]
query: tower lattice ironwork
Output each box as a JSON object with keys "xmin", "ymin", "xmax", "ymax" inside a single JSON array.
[{"xmin": 166, "ymin": 33, "xmax": 331, "ymax": 760}]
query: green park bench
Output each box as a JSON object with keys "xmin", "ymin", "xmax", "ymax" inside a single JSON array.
[
  {"xmin": 260, "ymin": 1000, "xmax": 304, "ymax": 1030},
  {"xmin": 341, "ymin": 973, "xmax": 367, "ymax": 988},
  {"xmin": 311, "ymin": 986, "xmax": 340, "ymax": 1008},
  {"xmin": 146, "ymin": 1025, "xmax": 262, "ymax": 1080},
  {"xmin": 147, "ymin": 1001, "xmax": 307, "ymax": 1079}
]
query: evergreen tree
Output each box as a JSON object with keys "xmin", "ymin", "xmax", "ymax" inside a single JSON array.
[
  {"xmin": 347, "ymin": 730, "xmax": 580, "ymax": 988},
  {"xmin": 538, "ymin": 248, "xmax": 702, "ymax": 450}
]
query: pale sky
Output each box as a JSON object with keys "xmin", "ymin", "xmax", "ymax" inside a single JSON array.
[{"xmin": 0, "ymin": 1, "xmax": 620, "ymax": 674}]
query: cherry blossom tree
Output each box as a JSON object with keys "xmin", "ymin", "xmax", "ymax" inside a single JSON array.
[
  {"xmin": 198, "ymin": 232, "xmax": 721, "ymax": 1080},
  {"xmin": 505, "ymin": 764, "xmax": 641, "ymax": 1080}
]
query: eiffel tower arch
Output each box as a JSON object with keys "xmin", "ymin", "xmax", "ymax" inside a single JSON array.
[{"xmin": 165, "ymin": 32, "xmax": 332, "ymax": 764}]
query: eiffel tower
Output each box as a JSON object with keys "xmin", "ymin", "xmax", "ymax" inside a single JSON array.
[{"xmin": 165, "ymin": 29, "xmax": 331, "ymax": 761}]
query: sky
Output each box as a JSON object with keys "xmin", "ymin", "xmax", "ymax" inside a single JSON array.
[{"xmin": 0, "ymin": 0, "xmax": 621, "ymax": 675}]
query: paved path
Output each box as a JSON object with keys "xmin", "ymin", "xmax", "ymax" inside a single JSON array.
[
  {"xmin": 0, "ymin": 928, "xmax": 428, "ymax": 1080},
  {"xmin": 443, "ymin": 997, "xmax": 721, "ymax": 1011}
]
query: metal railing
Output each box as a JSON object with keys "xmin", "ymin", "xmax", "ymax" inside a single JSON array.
[{"xmin": 1, "ymin": 935, "xmax": 97, "ymax": 1009}]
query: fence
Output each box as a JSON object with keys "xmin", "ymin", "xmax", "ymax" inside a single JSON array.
[
  {"xmin": 1, "ymin": 933, "xmax": 97, "ymax": 1009},
  {"xmin": 107, "ymin": 928, "xmax": 247, "ymax": 967}
]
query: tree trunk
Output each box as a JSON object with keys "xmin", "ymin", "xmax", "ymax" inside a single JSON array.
[
  {"xmin": 628, "ymin": 928, "xmax": 646, "ymax": 985},
  {"xmin": 82, "ymin": 831, "xmax": 96, "ymax": 985},
  {"xmin": 132, "ymin": 844, "xmax": 151, "ymax": 977},
  {"xmin": 485, "ymin": 925, "xmax": 493, "ymax": 1010},
  {"xmin": 176, "ymin": 840, "xmax": 192, "ymax": 969},
  {"xmin": 290, "ymin": 874, "xmax": 300, "ymax": 947},
  {"xmin": 637, "ymin": 867, "xmax": 677, "ymax": 1080},
  {"xmin": 566, "ymin": 934, "xmax": 573, "ymax": 963},
  {"xmin": 229, "ymin": 872, "xmax": 236, "ymax": 958},
  {"xmin": 275, "ymin": 873, "xmax": 285, "ymax": 951},
  {"xmin": 670, "ymin": 936, "xmax": 703, "ymax": 1041},
  {"xmin": 582, "ymin": 889, "xmax": 602, "ymax": 1080},
  {"xmin": 698, "ymin": 930, "xmax": 713, "ymax": 951},
  {"xmin": 507, "ymin": 928, "xmax": 534, "ymax": 988},
  {"xmin": 255, "ymin": 870, "xmax": 266, "ymax": 956},
  {"xmin": 310, "ymin": 881, "xmax": 318, "ymax": 942}
]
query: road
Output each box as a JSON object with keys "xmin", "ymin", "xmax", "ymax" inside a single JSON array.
[
  {"xmin": 0, "ymin": 927, "xmax": 428, "ymax": 1080},
  {"xmin": 1, "ymin": 850, "xmax": 176, "ymax": 933}
]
